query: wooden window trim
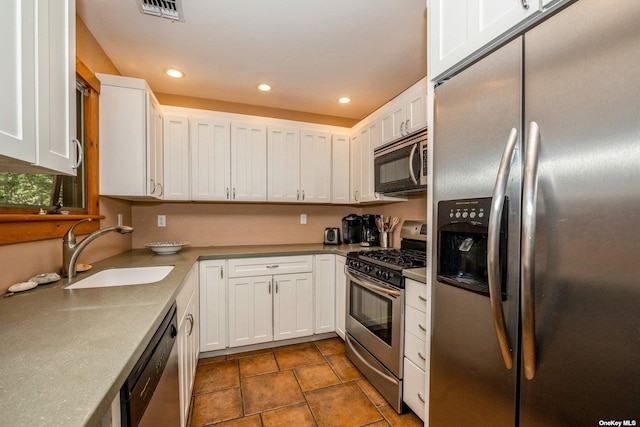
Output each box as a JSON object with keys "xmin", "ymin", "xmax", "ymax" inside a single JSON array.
[{"xmin": 0, "ymin": 59, "xmax": 104, "ymax": 245}]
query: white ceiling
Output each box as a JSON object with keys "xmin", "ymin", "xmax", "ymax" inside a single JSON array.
[{"xmin": 76, "ymin": 0, "xmax": 427, "ymax": 121}]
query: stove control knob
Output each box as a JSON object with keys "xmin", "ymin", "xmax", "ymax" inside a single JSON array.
[
  {"xmin": 382, "ymin": 271, "xmax": 391, "ymax": 280},
  {"xmin": 364, "ymin": 265, "xmax": 373, "ymax": 273},
  {"xmin": 374, "ymin": 268, "xmax": 382, "ymax": 277}
]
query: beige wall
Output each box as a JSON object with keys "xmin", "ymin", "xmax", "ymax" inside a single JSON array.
[
  {"xmin": 76, "ymin": 16, "xmax": 120, "ymax": 75},
  {"xmin": 130, "ymin": 193, "xmax": 426, "ymax": 249}
]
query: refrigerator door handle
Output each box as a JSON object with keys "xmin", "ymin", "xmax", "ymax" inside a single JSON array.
[
  {"xmin": 522, "ymin": 121, "xmax": 541, "ymax": 380},
  {"xmin": 488, "ymin": 127, "xmax": 518, "ymax": 370}
]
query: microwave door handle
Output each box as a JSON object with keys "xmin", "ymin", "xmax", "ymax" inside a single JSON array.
[
  {"xmin": 488, "ymin": 127, "xmax": 518, "ymax": 371},
  {"xmin": 522, "ymin": 121, "xmax": 541, "ymax": 380},
  {"xmin": 408, "ymin": 143, "xmax": 418, "ymax": 185}
]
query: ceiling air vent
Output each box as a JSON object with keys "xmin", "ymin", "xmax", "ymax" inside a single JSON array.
[{"xmin": 135, "ymin": 0, "xmax": 185, "ymax": 22}]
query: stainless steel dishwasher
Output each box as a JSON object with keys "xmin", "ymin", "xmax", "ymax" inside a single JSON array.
[{"xmin": 120, "ymin": 302, "xmax": 180, "ymax": 427}]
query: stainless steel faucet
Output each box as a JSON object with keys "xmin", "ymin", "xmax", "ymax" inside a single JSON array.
[{"xmin": 62, "ymin": 218, "xmax": 134, "ymax": 278}]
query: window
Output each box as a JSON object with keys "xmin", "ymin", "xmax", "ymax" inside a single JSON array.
[{"xmin": 0, "ymin": 59, "xmax": 102, "ymax": 244}]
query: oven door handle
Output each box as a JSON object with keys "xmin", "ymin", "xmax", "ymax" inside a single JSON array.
[
  {"xmin": 408, "ymin": 143, "xmax": 419, "ymax": 185},
  {"xmin": 345, "ymin": 267, "xmax": 401, "ymax": 298}
]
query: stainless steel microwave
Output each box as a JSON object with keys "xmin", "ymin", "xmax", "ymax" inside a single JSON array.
[{"xmin": 374, "ymin": 128, "xmax": 427, "ymax": 195}]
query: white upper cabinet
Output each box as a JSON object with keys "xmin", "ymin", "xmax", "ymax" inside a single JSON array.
[
  {"xmin": 429, "ymin": 0, "xmax": 541, "ymax": 81},
  {"xmin": 331, "ymin": 134, "xmax": 350, "ymax": 205},
  {"xmin": 98, "ymin": 74, "xmax": 164, "ymax": 199},
  {"xmin": 231, "ymin": 122, "xmax": 267, "ymax": 201},
  {"xmin": 349, "ymin": 131, "xmax": 361, "ymax": 204},
  {"xmin": 0, "ymin": 0, "xmax": 77, "ymax": 175},
  {"xmin": 163, "ymin": 115, "xmax": 190, "ymax": 200},
  {"xmin": 268, "ymin": 127, "xmax": 301, "ymax": 202},
  {"xmin": 268, "ymin": 127, "xmax": 332, "ymax": 203},
  {"xmin": 380, "ymin": 79, "xmax": 428, "ymax": 145},
  {"xmin": 358, "ymin": 121, "xmax": 378, "ymax": 203},
  {"xmin": 300, "ymin": 130, "xmax": 332, "ymax": 203},
  {"xmin": 191, "ymin": 118, "xmax": 231, "ymax": 201}
]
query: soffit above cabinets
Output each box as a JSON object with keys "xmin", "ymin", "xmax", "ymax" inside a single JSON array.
[{"xmin": 76, "ymin": 0, "xmax": 427, "ymax": 121}]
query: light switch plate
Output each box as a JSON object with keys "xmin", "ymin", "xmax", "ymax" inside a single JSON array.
[{"xmin": 157, "ymin": 215, "xmax": 166, "ymax": 227}]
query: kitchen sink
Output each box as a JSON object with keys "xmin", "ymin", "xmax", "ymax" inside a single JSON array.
[{"xmin": 66, "ymin": 266, "xmax": 174, "ymax": 289}]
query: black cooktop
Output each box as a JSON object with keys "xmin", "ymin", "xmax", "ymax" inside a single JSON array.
[{"xmin": 352, "ymin": 248, "xmax": 426, "ymax": 270}]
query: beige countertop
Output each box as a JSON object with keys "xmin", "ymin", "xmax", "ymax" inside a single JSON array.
[
  {"xmin": 403, "ymin": 267, "xmax": 427, "ymax": 284},
  {"xmin": 0, "ymin": 243, "xmax": 363, "ymax": 426}
]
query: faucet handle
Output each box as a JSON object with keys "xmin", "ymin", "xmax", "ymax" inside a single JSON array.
[{"xmin": 63, "ymin": 218, "xmax": 93, "ymax": 243}]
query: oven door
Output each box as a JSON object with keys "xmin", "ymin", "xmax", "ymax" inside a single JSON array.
[{"xmin": 345, "ymin": 267, "xmax": 404, "ymax": 377}]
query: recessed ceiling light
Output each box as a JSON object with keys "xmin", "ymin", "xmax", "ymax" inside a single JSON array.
[
  {"xmin": 338, "ymin": 97, "xmax": 351, "ymax": 104},
  {"xmin": 257, "ymin": 83, "xmax": 272, "ymax": 92},
  {"xmin": 164, "ymin": 68, "xmax": 184, "ymax": 78}
]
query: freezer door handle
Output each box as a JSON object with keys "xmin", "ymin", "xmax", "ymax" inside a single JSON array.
[
  {"xmin": 488, "ymin": 127, "xmax": 518, "ymax": 370},
  {"xmin": 522, "ymin": 121, "xmax": 541, "ymax": 380}
]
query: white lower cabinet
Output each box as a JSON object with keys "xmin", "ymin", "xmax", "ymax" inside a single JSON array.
[
  {"xmin": 227, "ymin": 256, "xmax": 315, "ymax": 348},
  {"xmin": 177, "ymin": 263, "xmax": 199, "ymax": 427},
  {"xmin": 403, "ymin": 278, "xmax": 427, "ymax": 421},
  {"xmin": 314, "ymin": 254, "xmax": 336, "ymax": 334},
  {"xmin": 334, "ymin": 255, "xmax": 347, "ymax": 339},
  {"xmin": 199, "ymin": 260, "xmax": 227, "ymax": 352}
]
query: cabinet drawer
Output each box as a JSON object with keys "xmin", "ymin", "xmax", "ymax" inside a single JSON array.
[
  {"xmin": 227, "ymin": 256, "xmax": 313, "ymax": 278},
  {"xmin": 404, "ymin": 330, "xmax": 427, "ymax": 371},
  {"xmin": 403, "ymin": 357, "xmax": 426, "ymax": 421},
  {"xmin": 405, "ymin": 279, "xmax": 426, "ymax": 313},
  {"xmin": 405, "ymin": 305, "xmax": 427, "ymax": 341}
]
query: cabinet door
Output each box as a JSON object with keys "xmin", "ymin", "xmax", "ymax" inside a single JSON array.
[
  {"xmin": 300, "ymin": 130, "xmax": 332, "ymax": 203},
  {"xmin": 335, "ymin": 255, "xmax": 347, "ymax": 339},
  {"xmin": 231, "ymin": 122, "xmax": 267, "ymax": 201},
  {"xmin": 99, "ymin": 84, "xmax": 147, "ymax": 196},
  {"xmin": 163, "ymin": 115, "xmax": 190, "ymax": 200},
  {"xmin": 429, "ymin": 0, "xmax": 540, "ymax": 80},
  {"xmin": 359, "ymin": 121, "xmax": 379, "ymax": 202},
  {"xmin": 36, "ymin": 0, "xmax": 77, "ymax": 175},
  {"xmin": 0, "ymin": 0, "xmax": 36, "ymax": 165},
  {"xmin": 191, "ymin": 118, "xmax": 231, "ymax": 201},
  {"xmin": 331, "ymin": 134, "xmax": 350, "ymax": 204},
  {"xmin": 273, "ymin": 273, "xmax": 313, "ymax": 341},
  {"xmin": 199, "ymin": 260, "xmax": 227, "ymax": 352},
  {"xmin": 228, "ymin": 275, "xmax": 273, "ymax": 347},
  {"xmin": 267, "ymin": 127, "xmax": 300, "ymax": 202},
  {"xmin": 405, "ymin": 85, "xmax": 428, "ymax": 134},
  {"xmin": 147, "ymin": 93, "xmax": 164, "ymax": 198},
  {"xmin": 314, "ymin": 255, "xmax": 336, "ymax": 334},
  {"xmin": 380, "ymin": 100, "xmax": 405, "ymax": 145},
  {"xmin": 403, "ymin": 358, "xmax": 426, "ymax": 421},
  {"xmin": 349, "ymin": 133, "xmax": 361, "ymax": 204}
]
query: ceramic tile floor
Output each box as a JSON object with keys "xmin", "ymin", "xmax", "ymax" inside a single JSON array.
[{"xmin": 189, "ymin": 338, "xmax": 423, "ymax": 427}]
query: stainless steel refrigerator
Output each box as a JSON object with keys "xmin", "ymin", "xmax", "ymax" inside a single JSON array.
[{"xmin": 430, "ymin": 0, "xmax": 640, "ymax": 425}]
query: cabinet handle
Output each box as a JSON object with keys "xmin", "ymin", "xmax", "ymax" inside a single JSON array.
[
  {"xmin": 220, "ymin": 267, "xmax": 223, "ymax": 279},
  {"xmin": 400, "ymin": 121, "xmax": 405, "ymax": 136},
  {"xmin": 354, "ymin": 190, "xmax": 359, "ymax": 202},
  {"xmin": 521, "ymin": 0, "xmax": 529, "ymax": 9},
  {"xmin": 266, "ymin": 265, "xmax": 279, "ymax": 269},
  {"xmin": 150, "ymin": 179, "xmax": 156, "ymax": 194},
  {"xmin": 226, "ymin": 187, "xmax": 230, "ymax": 199},
  {"xmin": 275, "ymin": 281, "xmax": 279, "ymax": 293},
  {"xmin": 302, "ymin": 190, "xmax": 305, "ymax": 201},
  {"xmin": 71, "ymin": 138, "xmax": 83, "ymax": 169},
  {"xmin": 418, "ymin": 351, "xmax": 426, "ymax": 360},
  {"xmin": 297, "ymin": 190, "xmax": 300, "ymax": 201},
  {"xmin": 268, "ymin": 281, "xmax": 272, "ymax": 294},
  {"xmin": 186, "ymin": 314, "xmax": 194, "ymax": 337},
  {"xmin": 418, "ymin": 295, "xmax": 427, "ymax": 302},
  {"xmin": 418, "ymin": 392, "xmax": 425, "ymax": 403},
  {"xmin": 405, "ymin": 119, "xmax": 411, "ymax": 134},
  {"xmin": 418, "ymin": 323, "xmax": 426, "ymax": 332},
  {"xmin": 157, "ymin": 182, "xmax": 163, "ymax": 197},
  {"xmin": 233, "ymin": 187, "xmax": 236, "ymax": 199}
]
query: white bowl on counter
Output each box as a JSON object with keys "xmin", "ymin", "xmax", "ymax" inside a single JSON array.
[{"xmin": 145, "ymin": 241, "xmax": 189, "ymax": 255}]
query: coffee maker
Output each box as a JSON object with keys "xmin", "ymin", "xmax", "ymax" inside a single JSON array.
[
  {"xmin": 360, "ymin": 214, "xmax": 381, "ymax": 247},
  {"xmin": 342, "ymin": 214, "xmax": 362, "ymax": 244}
]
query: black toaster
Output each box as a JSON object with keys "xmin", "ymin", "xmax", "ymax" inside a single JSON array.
[{"xmin": 323, "ymin": 227, "xmax": 341, "ymax": 245}]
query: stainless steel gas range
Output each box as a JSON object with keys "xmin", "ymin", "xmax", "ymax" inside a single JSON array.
[{"xmin": 345, "ymin": 220, "xmax": 427, "ymax": 413}]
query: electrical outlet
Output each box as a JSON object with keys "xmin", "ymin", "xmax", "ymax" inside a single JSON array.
[
  {"xmin": 300, "ymin": 214, "xmax": 307, "ymax": 225},
  {"xmin": 157, "ymin": 215, "xmax": 166, "ymax": 227}
]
